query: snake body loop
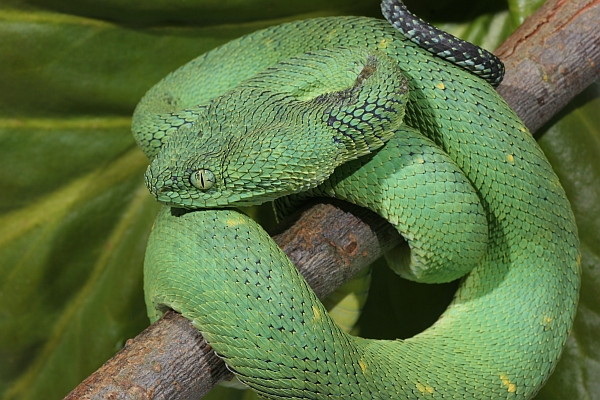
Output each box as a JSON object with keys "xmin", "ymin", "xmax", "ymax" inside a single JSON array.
[{"xmin": 134, "ymin": 4, "xmax": 580, "ymax": 399}]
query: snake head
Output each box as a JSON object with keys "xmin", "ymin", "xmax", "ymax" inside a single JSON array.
[{"xmin": 144, "ymin": 104, "xmax": 346, "ymax": 209}]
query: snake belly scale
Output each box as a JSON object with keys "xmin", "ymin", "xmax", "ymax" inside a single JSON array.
[{"xmin": 133, "ymin": 1, "xmax": 581, "ymax": 398}]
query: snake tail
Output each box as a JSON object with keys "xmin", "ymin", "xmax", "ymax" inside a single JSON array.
[{"xmin": 381, "ymin": 0, "xmax": 505, "ymax": 87}]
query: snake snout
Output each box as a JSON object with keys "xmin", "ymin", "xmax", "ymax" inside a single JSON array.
[{"xmin": 144, "ymin": 164, "xmax": 183, "ymax": 204}]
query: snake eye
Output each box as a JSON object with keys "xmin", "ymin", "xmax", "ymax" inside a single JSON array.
[{"xmin": 190, "ymin": 169, "xmax": 216, "ymax": 190}]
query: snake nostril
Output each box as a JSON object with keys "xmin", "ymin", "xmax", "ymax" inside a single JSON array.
[{"xmin": 158, "ymin": 186, "xmax": 173, "ymax": 194}]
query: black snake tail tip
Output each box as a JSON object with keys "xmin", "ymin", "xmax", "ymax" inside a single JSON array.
[{"xmin": 381, "ymin": 0, "xmax": 505, "ymax": 87}]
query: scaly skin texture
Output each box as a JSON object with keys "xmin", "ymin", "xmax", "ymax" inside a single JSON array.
[{"xmin": 133, "ymin": 13, "xmax": 581, "ymax": 400}]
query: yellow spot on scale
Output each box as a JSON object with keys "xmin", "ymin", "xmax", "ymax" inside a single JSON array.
[
  {"xmin": 378, "ymin": 38, "xmax": 388, "ymax": 49},
  {"xmin": 436, "ymin": 82, "xmax": 445, "ymax": 90},
  {"xmin": 326, "ymin": 29, "xmax": 338, "ymax": 42},
  {"xmin": 500, "ymin": 374, "xmax": 517, "ymax": 393},
  {"xmin": 545, "ymin": 316, "xmax": 553, "ymax": 323},
  {"xmin": 417, "ymin": 157, "xmax": 425, "ymax": 164},
  {"xmin": 358, "ymin": 360, "xmax": 367, "ymax": 373},
  {"xmin": 312, "ymin": 305, "xmax": 321, "ymax": 319},
  {"xmin": 507, "ymin": 154, "xmax": 514, "ymax": 163},
  {"xmin": 415, "ymin": 383, "xmax": 434, "ymax": 394},
  {"xmin": 226, "ymin": 218, "xmax": 242, "ymax": 228},
  {"xmin": 577, "ymin": 253, "xmax": 582, "ymax": 265},
  {"xmin": 520, "ymin": 126, "xmax": 527, "ymax": 133}
]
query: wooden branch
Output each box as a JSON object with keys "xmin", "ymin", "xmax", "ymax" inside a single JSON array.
[
  {"xmin": 65, "ymin": 0, "xmax": 600, "ymax": 398},
  {"xmin": 65, "ymin": 310, "xmax": 230, "ymax": 400},
  {"xmin": 271, "ymin": 200, "xmax": 402, "ymax": 300},
  {"xmin": 495, "ymin": 0, "xmax": 600, "ymax": 133}
]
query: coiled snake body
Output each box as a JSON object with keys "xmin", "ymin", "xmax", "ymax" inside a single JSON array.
[{"xmin": 132, "ymin": 1, "xmax": 580, "ymax": 398}]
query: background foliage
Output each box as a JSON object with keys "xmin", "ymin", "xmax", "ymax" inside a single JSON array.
[{"xmin": 0, "ymin": 0, "xmax": 598, "ymax": 399}]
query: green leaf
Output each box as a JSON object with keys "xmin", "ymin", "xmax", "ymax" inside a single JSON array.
[
  {"xmin": 507, "ymin": 0, "xmax": 547, "ymax": 26},
  {"xmin": 7, "ymin": 0, "xmax": 385, "ymax": 25},
  {"xmin": 0, "ymin": 9, "xmax": 316, "ymax": 118},
  {"xmin": 0, "ymin": 119, "xmax": 158, "ymax": 398},
  {"xmin": 1, "ymin": 0, "xmax": 598, "ymax": 399}
]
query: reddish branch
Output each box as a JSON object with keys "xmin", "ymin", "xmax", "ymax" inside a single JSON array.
[{"xmin": 65, "ymin": 0, "xmax": 600, "ymax": 398}]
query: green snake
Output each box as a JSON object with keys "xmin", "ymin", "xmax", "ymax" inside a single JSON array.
[{"xmin": 132, "ymin": 0, "xmax": 581, "ymax": 398}]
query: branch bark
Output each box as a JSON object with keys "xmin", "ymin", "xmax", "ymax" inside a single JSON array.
[
  {"xmin": 65, "ymin": 0, "xmax": 600, "ymax": 398},
  {"xmin": 495, "ymin": 0, "xmax": 600, "ymax": 133}
]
